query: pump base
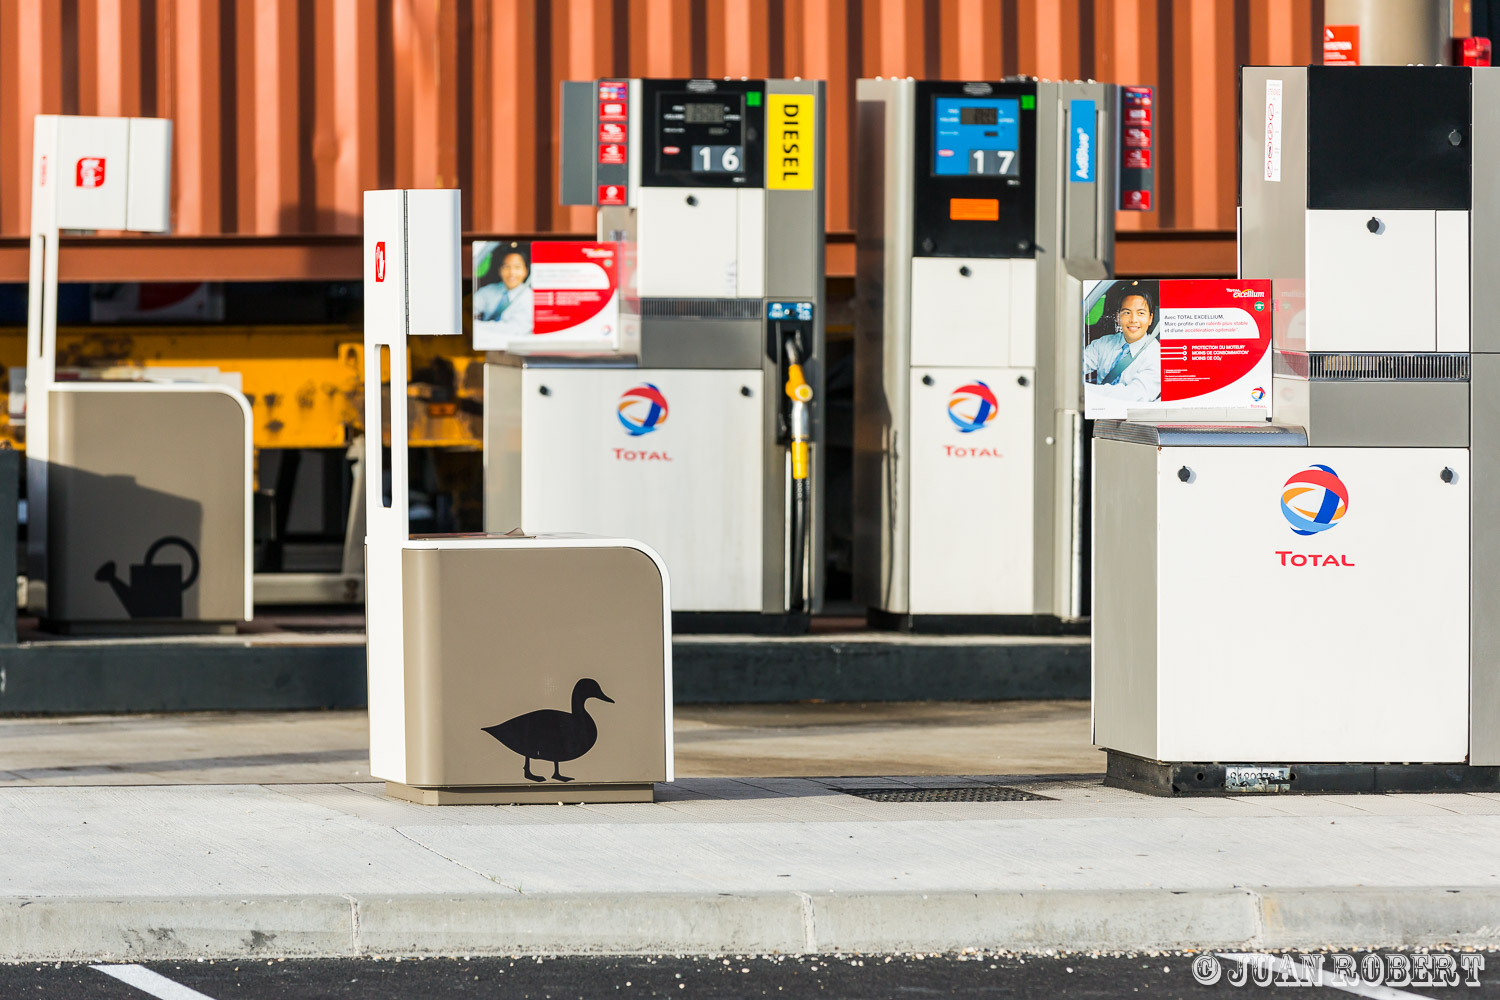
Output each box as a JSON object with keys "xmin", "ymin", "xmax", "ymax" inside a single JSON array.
[
  {"xmin": 866, "ymin": 609, "xmax": 1088, "ymax": 636},
  {"xmin": 384, "ymin": 781, "xmax": 657, "ymax": 806},
  {"xmin": 1105, "ymin": 750, "xmax": 1500, "ymax": 797},
  {"xmin": 40, "ymin": 619, "xmax": 239, "ymax": 637},
  {"xmin": 672, "ymin": 612, "xmax": 810, "ymax": 635}
]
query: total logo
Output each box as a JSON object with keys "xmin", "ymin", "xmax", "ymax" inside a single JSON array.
[
  {"xmin": 944, "ymin": 381, "xmax": 1004, "ymax": 458},
  {"xmin": 614, "ymin": 383, "xmax": 672, "ymax": 462},
  {"xmin": 948, "ymin": 382, "xmax": 997, "ymax": 433},
  {"xmin": 1250, "ymin": 386, "xmax": 1265, "ymax": 402},
  {"xmin": 1276, "ymin": 464, "xmax": 1354, "ymax": 568}
]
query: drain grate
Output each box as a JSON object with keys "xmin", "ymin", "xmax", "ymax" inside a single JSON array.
[{"xmin": 839, "ymin": 785, "xmax": 1055, "ymax": 803}]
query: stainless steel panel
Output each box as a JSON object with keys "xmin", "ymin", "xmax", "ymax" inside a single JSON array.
[
  {"xmin": 1302, "ymin": 380, "xmax": 1469, "ymax": 446},
  {"xmin": 638, "ymin": 318, "xmax": 764, "ymax": 369},
  {"xmin": 482, "ymin": 363, "xmax": 523, "ymax": 534},
  {"xmin": 559, "ymin": 80, "xmax": 597, "ymax": 207},
  {"xmin": 765, "ymin": 79, "xmax": 824, "ymax": 300},
  {"xmin": 852, "ymin": 78, "xmax": 915, "ymax": 613},
  {"xmin": 1240, "ymin": 67, "xmax": 1307, "ymax": 281},
  {"xmin": 1322, "ymin": 0, "xmax": 1451, "ymax": 65},
  {"xmin": 1091, "ymin": 437, "xmax": 1159, "ymax": 759},
  {"xmin": 1472, "ymin": 353, "xmax": 1500, "ymax": 764},
  {"xmin": 1094, "ymin": 420, "xmax": 1309, "ymax": 446},
  {"xmin": 765, "ymin": 78, "xmax": 826, "ymax": 614},
  {"xmin": 1472, "ymin": 68, "xmax": 1500, "ymax": 354}
]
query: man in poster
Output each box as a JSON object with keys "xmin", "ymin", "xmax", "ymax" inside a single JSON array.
[{"xmin": 1083, "ymin": 279, "xmax": 1161, "ymax": 404}]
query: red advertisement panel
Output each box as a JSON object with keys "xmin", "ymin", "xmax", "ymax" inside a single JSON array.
[
  {"xmin": 1324, "ymin": 25, "xmax": 1359, "ymax": 66},
  {"xmin": 531, "ymin": 241, "xmax": 619, "ymax": 336}
]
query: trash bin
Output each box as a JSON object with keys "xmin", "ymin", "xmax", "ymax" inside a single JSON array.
[{"xmin": 363, "ymin": 189, "xmax": 673, "ymax": 805}]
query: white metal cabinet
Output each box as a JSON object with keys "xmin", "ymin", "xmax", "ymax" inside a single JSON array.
[
  {"xmin": 635, "ymin": 188, "xmax": 738, "ymax": 298},
  {"xmin": 910, "ymin": 258, "xmax": 1036, "ymax": 369},
  {"xmin": 519, "ymin": 367, "xmax": 763, "ymax": 612},
  {"xmin": 1151, "ymin": 446, "xmax": 1468, "ymax": 762},
  {"xmin": 907, "ymin": 367, "xmax": 1035, "ymax": 614},
  {"xmin": 1305, "ymin": 209, "xmax": 1436, "ymax": 352}
]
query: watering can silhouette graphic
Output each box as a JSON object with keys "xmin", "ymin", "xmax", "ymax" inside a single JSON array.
[{"xmin": 95, "ymin": 536, "xmax": 200, "ymax": 618}]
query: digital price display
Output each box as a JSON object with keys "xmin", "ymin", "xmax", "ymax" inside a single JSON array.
[
  {"xmin": 690, "ymin": 145, "xmax": 744, "ymax": 173},
  {"xmin": 933, "ymin": 97, "xmax": 1021, "ymax": 177},
  {"xmin": 684, "ymin": 103, "xmax": 727, "ymax": 124}
]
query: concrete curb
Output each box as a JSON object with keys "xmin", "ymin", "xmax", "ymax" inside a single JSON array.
[{"xmin": 4, "ymin": 888, "xmax": 1500, "ymax": 960}]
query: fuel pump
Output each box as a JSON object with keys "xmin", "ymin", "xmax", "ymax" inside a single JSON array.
[
  {"xmin": 483, "ymin": 78, "xmax": 826, "ymax": 629},
  {"xmin": 1092, "ymin": 64, "xmax": 1500, "ymax": 792},
  {"xmin": 853, "ymin": 78, "xmax": 1151, "ymax": 631}
]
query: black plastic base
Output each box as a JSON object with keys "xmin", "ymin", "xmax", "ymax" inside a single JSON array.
[
  {"xmin": 866, "ymin": 608, "xmax": 1089, "ymax": 636},
  {"xmin": 670, "ymin": 612, "xmax": 811, "ymax": 636},
  {"xmin": 1106, "ymin": 750, "xmax": 1500, "ymax": 797}
]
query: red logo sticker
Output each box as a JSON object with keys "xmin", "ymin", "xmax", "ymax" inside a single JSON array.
[
  {"xmin": 1121, "ymin": 190, "xmax": 1152, "ymax": 211},
  {"xmin": 599, "ymin": 122, "xmax": 626, "ymax": 143},
  {"xmin": 1123, "ymin": 149, "xmax": 1152, "ymax": 170},
  {"xmin": 598, "ymin": 184, "xmax": 626, "ymax": 206},
  {"xmin": 375, "ymin": 241, "xmax": 387, "ymax": 282},
  {"xmin": 599, "ymin": 143, "xmax": 627, "ymax": 165},
  {"xmin": 75, "ymin": 157, "xmax": 106, "ymax": 188}
]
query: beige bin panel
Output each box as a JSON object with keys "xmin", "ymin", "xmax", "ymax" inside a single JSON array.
[
  {"xmin": 401, "ymin": 545, "xmax": 668, "ymax": 788},
  {"xmin": 49, "ymin": 389, "xmax": 247, "ymax": 623}
]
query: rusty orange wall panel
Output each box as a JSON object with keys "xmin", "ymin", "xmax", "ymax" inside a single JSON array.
[{"xmin": 0, "ymin": 0, "xmax": 1327, "ymax": 246}]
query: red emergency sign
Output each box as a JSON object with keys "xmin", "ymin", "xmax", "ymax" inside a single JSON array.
[{"xmin": 75, "ymin": 157, "xmax": 106, "ymax": 188}]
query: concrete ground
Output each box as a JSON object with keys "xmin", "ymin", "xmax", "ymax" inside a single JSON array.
[
  {"xmin": 3, "ymin": 703, "xmax": 1498, "ymax": 961},
  {"xmin": 3, "ymin": 774, "xmax": 1500, "ymax": 960},
  {"xmin": 0, "ymin": 701, "xmax": 1102, "ymax": 785}
]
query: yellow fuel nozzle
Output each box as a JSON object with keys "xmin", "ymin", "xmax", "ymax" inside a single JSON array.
[
  {"xmin": 784, "ymin": 364, "xmax": 813, "ymax": 404},
  {"xmin": 784, "ymin": 360, "xmax": 813, "ymax": 481}
]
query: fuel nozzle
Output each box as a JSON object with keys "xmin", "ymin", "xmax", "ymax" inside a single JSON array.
[{"xmin": 784, "ymin": 341, "xmax": 813, "ymax": 483}]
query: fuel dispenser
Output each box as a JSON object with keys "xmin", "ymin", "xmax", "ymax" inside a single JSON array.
[
  {"xmin": 484, "ymin": 78, "xmax": 825, "ymax": 626},
  {"xmin": 25, "ymin": 115, "xmax": 252, "ymax": 631},
  {"xmin": 1092, "ymin": 65, "xmax": 1500, "ymax": 793},
  {"xmin": 853, "ymin": 79, "xmax": 1150, "ymax": 630}
]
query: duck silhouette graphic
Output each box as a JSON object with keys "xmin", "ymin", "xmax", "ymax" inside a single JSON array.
[{"xmin": 482, "ymin": 678, "xmax": 614, "ymax": 783}]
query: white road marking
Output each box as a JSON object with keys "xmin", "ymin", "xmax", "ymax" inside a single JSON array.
[
  {"xmin": 90, "ymin": 964, "xmax": 220, "ymax": 1000},
  {"xmin": 1218, "ymin": 952, "xmax": 1426, "ymax": 999}
]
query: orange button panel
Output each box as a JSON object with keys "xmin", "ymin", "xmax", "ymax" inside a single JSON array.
[{"xmin": 949, "ymin": 198, "xmax": 999, "ymax": 221}]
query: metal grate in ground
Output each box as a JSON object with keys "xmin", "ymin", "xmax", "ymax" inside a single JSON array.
[{"xmin": 838, "ymin": 785, "xmax": 1056, "ymax": 803}]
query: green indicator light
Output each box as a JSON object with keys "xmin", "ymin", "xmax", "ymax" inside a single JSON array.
[
  {"xmin": 747, "ymin": 91, "xmax": 762, "ymax": 106},
  {"xmin": 1021, "ymin": 95, "xmax": 1035, "ymax": 110}
]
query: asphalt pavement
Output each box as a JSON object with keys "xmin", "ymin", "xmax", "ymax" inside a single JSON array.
[{"xmin": 8, "ymin": 952, "xmax": 1499, "ymax": 998}]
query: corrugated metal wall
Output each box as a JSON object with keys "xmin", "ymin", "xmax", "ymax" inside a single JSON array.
[{"xmin": 0, "ymin": 0, "xmax": 1325, "ymax": 242}]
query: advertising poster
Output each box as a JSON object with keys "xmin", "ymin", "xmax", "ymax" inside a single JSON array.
[
  {"xmin": 472, "ymin": 240, "xmax": 534, "ymax": 350},
  {"xmin": 474, "ymin": 240, "xmax": 633, "ymax": 355},
  {"xmin": 1082, "ymin": 278, "xmax": 1273, "ymax": 419}
]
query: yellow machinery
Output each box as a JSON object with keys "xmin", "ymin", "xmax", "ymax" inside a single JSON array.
[
  {"xmin": 0, "ymin": 324, "xmax": 485, "ymax": 607},
  {"xmin": 0, "ymin": 325, "xmax": 484, "ymax": 451}
]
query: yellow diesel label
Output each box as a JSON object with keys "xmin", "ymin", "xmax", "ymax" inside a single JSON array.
[{"xmin": 767, "ymin": 94, "xmax": 815, "ymax": 190}]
